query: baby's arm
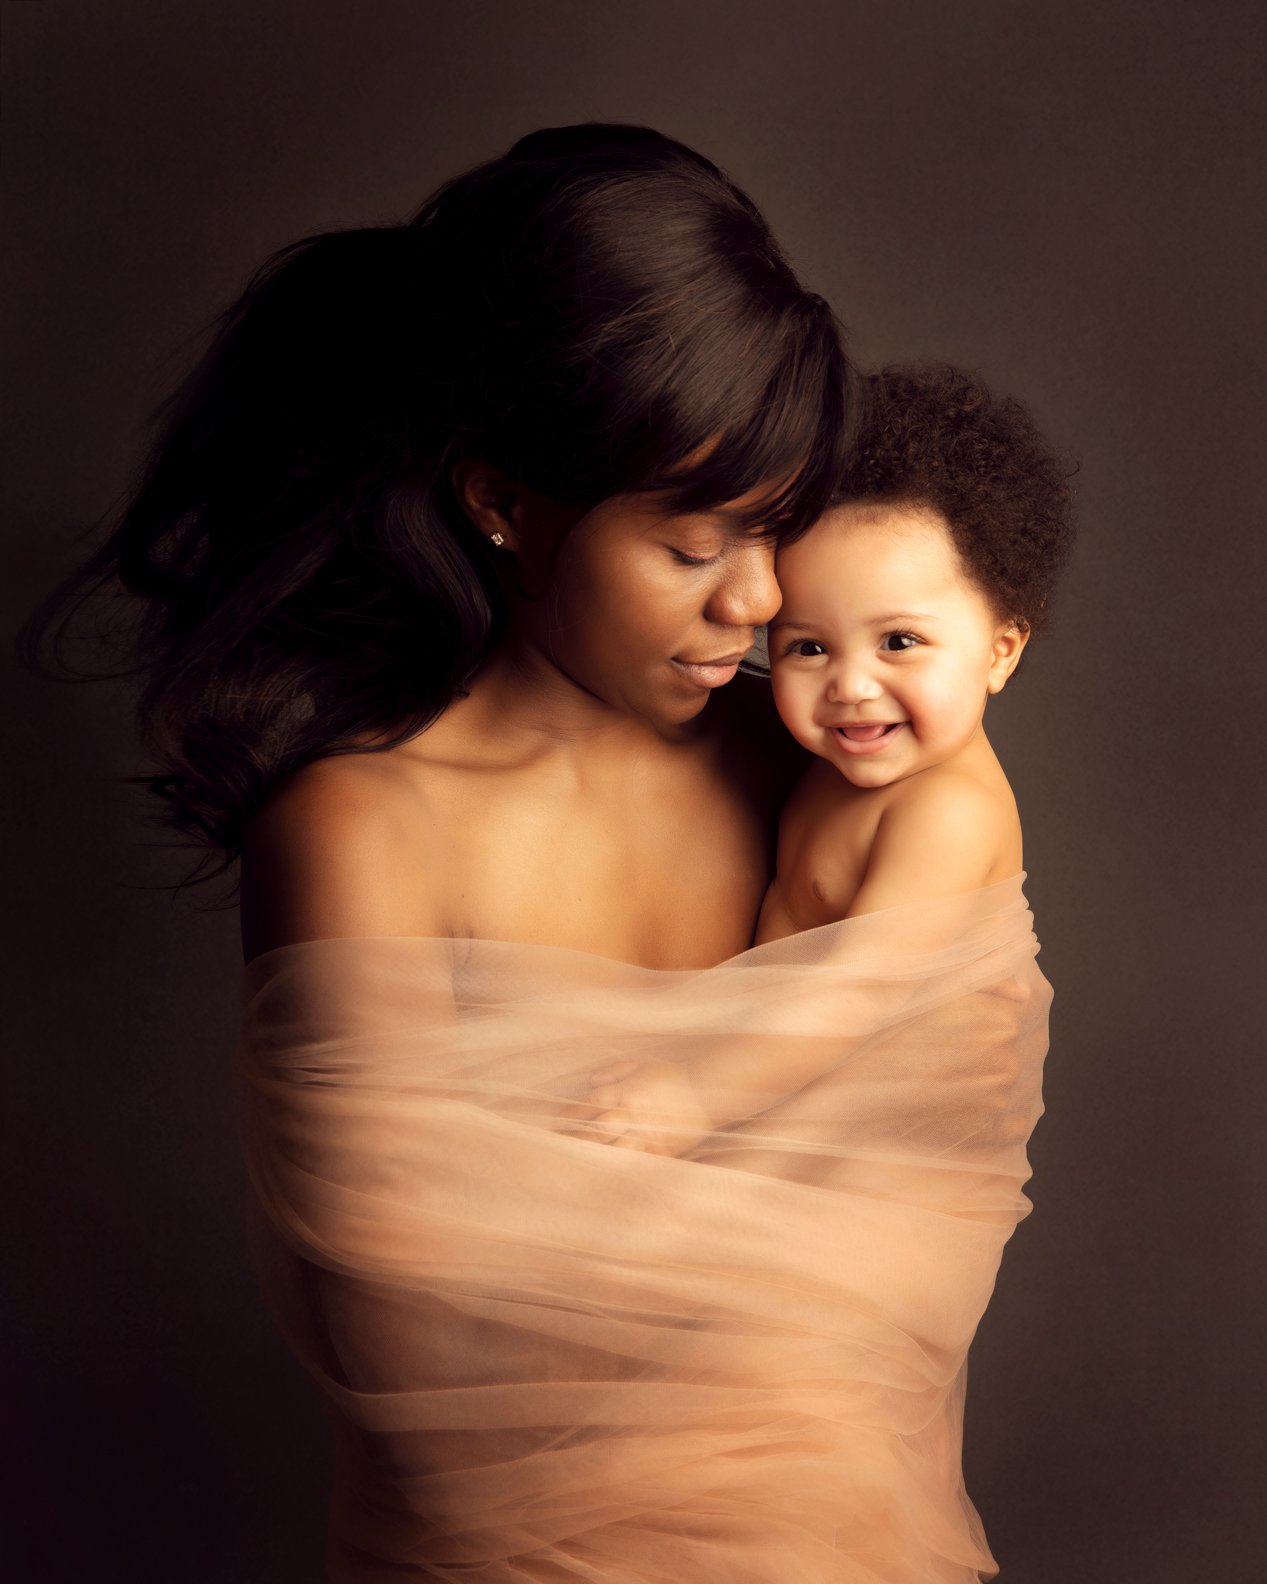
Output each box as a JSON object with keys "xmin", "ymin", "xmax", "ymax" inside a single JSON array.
[
  {"xmin": 843, "ymin": 772, "xmax": 1013, "ymax": 917},
  {"xmin": 585, "ymin": 775, "xmax": 1010, "ymax": 1153}
]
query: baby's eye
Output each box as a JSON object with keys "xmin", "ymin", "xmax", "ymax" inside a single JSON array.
[
  {"xmin": 881, "ymin": 631, "xmax": 920, "ymax": 652},
  {"xmin": 784, "ymin": 638, "xmax": 827, "ymax": 658}
]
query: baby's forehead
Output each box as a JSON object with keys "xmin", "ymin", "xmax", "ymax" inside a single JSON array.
[
  {"xmin": 806, "ymin": 498, "xmax": 949, "ymax": 538},
  {"xmin": 772, "ymin": 505, "xmax": 981, "ymax": 612},
  {"xmin": 777, "ymin": 502, "xmax": 957, "ymax": 572}
]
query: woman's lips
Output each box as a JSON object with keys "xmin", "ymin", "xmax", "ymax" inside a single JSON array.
[
  {"xmin": 671, "ymin": 655, "xmax": 746, "ymax": 688},
  {"xmin": 830, "ymin": 722, "xmax": 905, "ymax": 755}
]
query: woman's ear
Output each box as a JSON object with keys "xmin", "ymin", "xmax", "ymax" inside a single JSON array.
[
  {"xmin": 986, "ymin": 622, "xmax": 1031, "ymax": 694},
  {"xmin": 451, "ymin": 460, "xmax": 521, "ymax": 551}
]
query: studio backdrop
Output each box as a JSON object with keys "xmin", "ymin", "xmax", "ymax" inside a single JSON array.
[{"xmin": 6, "ymin": 3, "xmax": 1264, "ymax": 1580}]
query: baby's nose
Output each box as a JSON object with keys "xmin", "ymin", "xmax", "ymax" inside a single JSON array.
[{"xmin": 827, "ymin": 661, "xmax": 883, "ymax": 703}]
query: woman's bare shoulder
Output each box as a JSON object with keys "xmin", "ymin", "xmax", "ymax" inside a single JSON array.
[{"xmin": 239, "ymin": 749, "xmax": 443, "ymax": 963}]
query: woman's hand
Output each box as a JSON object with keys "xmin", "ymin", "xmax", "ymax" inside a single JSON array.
[{"xmin": 584, "ymin": 1058, "xmax": 713, "ymax": 1157}]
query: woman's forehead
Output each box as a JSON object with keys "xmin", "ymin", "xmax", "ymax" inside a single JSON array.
[
  {"xmin": 657, "ymin": 435, "xmax": 807, "ymax": 516},
  {"xmin": 579, "ymin": 484, "xmax": 781, "ymax": 536}
]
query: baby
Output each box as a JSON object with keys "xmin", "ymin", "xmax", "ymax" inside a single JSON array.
[
  {"xmin": 588, "ymin": 363, "xmax": 1073, "ymax": 1151},
  {"xmin": 758, "ymin": 362, "xmax": 1073, "ymax": 936}
]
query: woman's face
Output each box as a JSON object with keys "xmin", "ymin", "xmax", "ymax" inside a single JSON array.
[{"xmin": 510, "ymin": 485, "xmax": 784, "ymax": 730}]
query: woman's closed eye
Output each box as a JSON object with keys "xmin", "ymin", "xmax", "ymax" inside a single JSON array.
[{"xmin": 668, "ymin": 546, "xmax": 723, "ymax": 567}]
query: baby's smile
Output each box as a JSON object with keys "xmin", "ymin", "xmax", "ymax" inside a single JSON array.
[{"xmin": 830, "ymin": 721, "xmax": 906, "ymax": 755}]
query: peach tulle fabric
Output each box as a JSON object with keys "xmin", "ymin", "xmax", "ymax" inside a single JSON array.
[{"xmin": 236, "ymin": 875, "xmax": 1050, "ymax": 1582}]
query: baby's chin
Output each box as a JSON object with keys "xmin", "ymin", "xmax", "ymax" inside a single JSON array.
[
  {"xmin": 829, "ymin": 757, "xmax": 912, "ymax": 789},
  {"xmin": 819, "ymin": 733, "xmax": 978, "ymax": 791}
]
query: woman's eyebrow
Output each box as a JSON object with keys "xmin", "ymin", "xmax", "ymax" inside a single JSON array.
[{"xmin": 714, "ymin": 499, "xmax": 783, "ymax": 528}]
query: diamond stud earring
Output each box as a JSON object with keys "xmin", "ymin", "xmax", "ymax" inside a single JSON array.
[{"xmin": 490, "ymin": 532, "xmax": 506, "ymax": 548}]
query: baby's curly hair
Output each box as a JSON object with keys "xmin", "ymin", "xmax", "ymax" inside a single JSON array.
[{"xmin": 837, "ymin": 364, "xmax": 1074, "ymax": 635}]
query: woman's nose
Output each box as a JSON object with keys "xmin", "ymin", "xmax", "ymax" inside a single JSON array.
[{"xmin": 707, "ymin": 541, "xmax": 782, "ymax": 630}]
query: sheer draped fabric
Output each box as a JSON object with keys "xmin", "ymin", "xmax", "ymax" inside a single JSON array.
[{"xmin": 237, "ymin": 876, "xmax": 1050, "ymax": 1582}]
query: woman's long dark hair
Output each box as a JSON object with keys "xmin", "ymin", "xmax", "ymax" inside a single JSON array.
[{"xmin": 23, "ymin": 123, "xmax": 854, "ymax": 877}]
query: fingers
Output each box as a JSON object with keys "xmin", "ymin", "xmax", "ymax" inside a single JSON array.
[
  {"xmin": 550, "ymin": 1098, "xmax": 606, "ymax": 1140},
  {"xmin": 588, "ymin": 1060, "xmax": 638, "ymax": 1086},
  {"xmin": 588, "ymin": 1107, "xmax": 631, "ymax": 1143},
  {"xmin": 588, "ymin": 1084, "xmax": 626, "ymax": 1109},
  {"xmin": 589, "ymin": 1109, "xmax": 665, "ymax": 1154},
  {"xmin": 612, "ymin": 1132, "xmax": 661, "ymax": 1154}
]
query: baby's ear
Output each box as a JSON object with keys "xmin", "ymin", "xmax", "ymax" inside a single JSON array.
[{"xmin": 987, "ymin": 622, "xmax": 1030, "ymax": 694}]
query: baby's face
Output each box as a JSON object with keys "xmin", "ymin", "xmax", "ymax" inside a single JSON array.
[{"xmin": 769, "ymin": 502, "xmax": 1027, "ymax": 789}]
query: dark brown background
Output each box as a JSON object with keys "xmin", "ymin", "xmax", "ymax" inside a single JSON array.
[{"xmin": 6, "ymin": 3, "xmax": 1265, "ymax": 1579}]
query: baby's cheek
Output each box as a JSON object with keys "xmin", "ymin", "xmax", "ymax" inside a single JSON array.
[
  {"xmin": 908, "ymin": 671, "xmax": 982, "ymax": 739},
  {"xmin": 770, "ymin": 668, "xmax": 810, "ymax": 736}
]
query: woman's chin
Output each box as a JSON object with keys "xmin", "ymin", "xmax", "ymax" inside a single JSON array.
[{"xmin": 631, "ymin": 686, "xmax": 716, "ymax": 734}]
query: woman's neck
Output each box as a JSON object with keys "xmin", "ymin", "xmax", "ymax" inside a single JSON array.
[{"xmin": 454, "ymin": 637, "xmax": 707, "ymax": 758}]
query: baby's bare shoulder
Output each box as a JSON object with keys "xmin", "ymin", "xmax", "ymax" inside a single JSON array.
[
  {"xmin": 881, "ymin": 764, "xmax": 1013, "ymax": 837},
  {"xmin": 845, "ymin": 768, "xmax": 1018, "ymax": 916}
]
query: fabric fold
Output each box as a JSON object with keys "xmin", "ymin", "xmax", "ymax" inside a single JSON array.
[{"xmin": 237, "ymin": 874, "xmax": 1050, "ymax": 1582}]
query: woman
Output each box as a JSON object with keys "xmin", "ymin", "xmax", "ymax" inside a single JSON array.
[{"xmin": 34, "ymin": 126, "xmax": 1046, "ymax": 1580}]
